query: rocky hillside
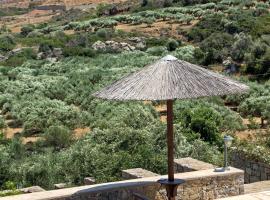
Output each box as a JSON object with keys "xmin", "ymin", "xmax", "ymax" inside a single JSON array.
[{"xmin": 0, "ymin": 0, "xmax": 128, "ymax": 9}]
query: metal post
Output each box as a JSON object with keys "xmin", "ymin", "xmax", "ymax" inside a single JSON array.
[
  {"xmin": 224, "ymin": 143, "xmax": 227, "ymax": 170},
  {"xmin": 167, "ymin": 100, "xmax": 174, "ymax": 182}
]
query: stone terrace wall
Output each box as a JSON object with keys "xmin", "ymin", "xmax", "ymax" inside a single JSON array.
[
  {"xmin": 1, "ymin": 168, "xmax": 244, "ymax": 200},
  {"xmin": 231, "ymin": 151, "xmax": 270, "ymax": 183}
]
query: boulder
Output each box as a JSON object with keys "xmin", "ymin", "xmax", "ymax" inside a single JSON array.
[
  {"xmin": 128, "ymin": 37, "xmax": 146, "ymax": 50},
  {"xmin": 53, "ymin": 48, "xmax": 63, "ymax": 58},
  {"xmin": 84, "ymin": 177, "xmax": 96, "ymax": 185},
  {"xmin": 54, "ymin": 183, "xmax": 67, "ymax": 189},
  {"xmin": 20, "ymin": 186, "xmax": 45, "ymax": 193},
  {"xmin": 0, "ymin": 54, "xmax": 7, "ymax": 62},
  {"xmin": 92, "ymin": 40, "xmax": 106, "ymax": 51}
]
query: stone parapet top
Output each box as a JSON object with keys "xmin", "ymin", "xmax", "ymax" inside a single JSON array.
[
  {"xmin": 216, "ymin": 191, "xmax": 270, "ymax": 200},
  {"xmin": 122, "ymin": 168, "xmax": 159, "ymax": 179},
  {"xmin": 174, "ymin": 157, "xmax": 215, "ymax": 171},
  {"xmin": 0, "ymin": 167, "xmax": 244, "ymax": 200}
]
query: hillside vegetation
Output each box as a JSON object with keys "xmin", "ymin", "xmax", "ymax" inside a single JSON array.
[{"xmin": 0, "ymin": 0, "xmax": 269, "ymax": 194}]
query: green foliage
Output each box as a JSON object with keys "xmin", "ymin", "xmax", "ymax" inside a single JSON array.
[
  {"xmin": 146, "ymin": 46, "xmax": 168, "ymax": 56},
  {"xmin": 96, "ymin": 28, "xmax": 109, "ymax": 39},
  {"xmin": 21, "ymin": 26, "xmax": 34, "ymax": 37},
  {"xmin": 239, "ymin": 96, "xmax": 270, "ymax": 121},
  {"xmin": 2, "ymin": 181, "xmax": 16, "ymax": 190},
  {"xmin": 0, "ymin": 190, "xmax": 21, "ymax": 197},
  {"xmin": 173, "ymin": 45, "xmax": 195, "ymax": 62},
  {"xmin": 63, "ymin": 47, "xmax": 96, "ymax": 57},
  {"xmin": 0, "ymin": 35, "xmax": 16, "ymax": 52},
  {"xmin": 0, "ymin": 116, "xmax": 6, "ymax": 130},
  {"xmin": 166, "ymin": 39, "xmax": 179, "ymax": 51},
  {"xmin": 231, "ymin": 32, "xmax": 253, "ymax": 62},
  {"xmin": 44, "ymin": 126, "xmax": 73, "ymax": 150},
  {"xmin": 232, "ymin": 141, "xmax": 270, "ymax": 164},
  {"xmin": 1, "ymin": 48, "xmax": 36, "ymax": 67},
  {"xmin": 199, "ymin": 32, "xmax": 234, "ymax": 64}
]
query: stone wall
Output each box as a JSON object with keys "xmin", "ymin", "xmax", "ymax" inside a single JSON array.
[
  {"xmin": 1, "ymin": 168, "xmax": 244, "ymax": 200},
  {"xmin": 231, "ymin": 151, "xmax": 270, "ymax": 183}
]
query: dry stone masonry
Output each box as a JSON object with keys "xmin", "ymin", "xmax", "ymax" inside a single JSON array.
[
  {"xmin": 231, "ymin": 151, "xmax": 270, "ymax": 183},
  {"xmin": 1, "ymin": 168, "xmax": 244, "ymax": 200}
]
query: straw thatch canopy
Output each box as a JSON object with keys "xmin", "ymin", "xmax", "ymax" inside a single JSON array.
[{"xmin": 93, "ymin": 55, "xmax": 249, "ymax": 101}]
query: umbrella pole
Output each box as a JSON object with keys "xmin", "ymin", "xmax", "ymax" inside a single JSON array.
[
  {"xmin": 157, "ymin": 100, "xmax": 185, "ymax": 200},
  {"xmin": 167, "ymin": 100, "xmax": 174, "ymax": 182}
]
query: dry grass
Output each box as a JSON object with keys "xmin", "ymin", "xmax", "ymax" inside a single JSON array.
[
  {"xmin": 73, "ymin": 127, "xmax": 91, "ymax": 139},
  {"xmin": 116, "ymin": 19, "xmax": 199, "ymax": 39}
]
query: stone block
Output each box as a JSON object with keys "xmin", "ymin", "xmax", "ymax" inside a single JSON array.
[
  {"xmin": 122, "ymin": 168, "xmax": 159, "ymax": 180},
  {"xmin": 54, "ymin": 183, "xmax": 67, "ymax": 189},
  {"xmin": 84, "ymin": 177, "xmax": 96, "ymax": 185}
]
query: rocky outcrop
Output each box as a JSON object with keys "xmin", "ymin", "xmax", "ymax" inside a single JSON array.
[
  {"xmin": 128, "ymin": 37, "xmax": 146, "ymax": 50},
  {"xmin": 0, "ymin": 54, "xmax": 7, "ymax": 62},
  {"xmin": 37, "ymin": 48, "xmax": 63, "ymax": 60},
  {"xmin": 92, "ymin": 40, "xmax": 136, "ymax": 52},
  {"xmin": 84, "ymin": 177, "xmax": 96, "ymax": 185}
]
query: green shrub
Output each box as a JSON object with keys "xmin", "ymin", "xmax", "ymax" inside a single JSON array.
[
  {"xmin": 63, "ymin": 47, "xmax": 96, "ymax": 57},
  {"xmin": 96, "ymin": 28, "xmax": 109, "ymax": 39},
  {"xmin": 2, "ymin": 48, "xmax": 36, "ymax": 67},
  {"xmin": 0, "ymin": 35, "xmax": 16, "ymax": 52},
  {"xmin": 0, "ymin": 116, "xmax": 6, "ymax": 130},
  {"xmin": 146, "ymin": 37, "xmax": 169, "ymax": 47},
  {"xmin": 199, "ymin": 32, "xmax": 234, "ymax": 65},
  {"xmin": 2, "ymin": 181, "xmax": 16, "ymax": 190},
  {"xmin": 166, "ymin": 39, "xmax": 179, "ymax": 51},
  {"xmin": 173, "ymin": 45, "xmax": 195, "ymax": 62},
  {"xmin": 21, "ymin": 26, "xmax": 34, "ymax": 37},
  {"xmin": 146, "ymin": 46, "xmax": 168, "ymax": 56},
  {"xmin": 44, "ymin": 126, "xmax": 73, "ymax": 150}
]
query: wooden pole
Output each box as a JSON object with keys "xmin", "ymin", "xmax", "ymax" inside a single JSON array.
[
  {"xmin": 158, "ymin": 100, "xmax": 183, "ymax": 200},
  {"xmin": 167, "ymin": 100, "xmax": 174, "ymax": 182}
]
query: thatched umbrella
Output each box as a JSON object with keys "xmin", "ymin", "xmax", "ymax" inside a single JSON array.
[{"xmin": 92, "ymin": 55, "xmax": 249, "ymax": 199}]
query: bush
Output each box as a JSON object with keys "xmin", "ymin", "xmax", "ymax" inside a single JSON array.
[
  {"xmin": 199, "ymin": 32, "xmax": 234, "ymax": 65},
  {"xmin": 0, "ymin": 35, "xmax": 15, "ymax": 52},
  {"xmin": 44, "ymin": 126, "xmax": 73, "ymax": 149},
  {"xmin": 173, "ymin": 45, "xmax": 195, "ymax": 62},
  {"xmin": 146, "ymin": 46, "xmax": 168, "ymax": 56},
  {"xmin": 21, "ymin": 26, "xmax": 34, "ymax": 37},
  {"xmin": 146, "ymin": 37, "xmax": 169, "ymax": 47},
  {"xmin": 2, "ymin": 181, "xmax": 16, "ymax": 190},
  {"xmin": 166, "ymin": 39, "xmax": 179, "ymax": 51},
  {"xmin": 2, "ymin": 48, "xmax": 36, "ymax": 67},
  {"xmin": 96, "ymin": 28, "xmax": 109, "ymax": 39},
  {"xmin": 0, "ymin": 116, "xmax": 6, "ymax": 130},
  {"xmin": 63, "ymin": 47, "xmax": 96, "ymax": 57}
]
